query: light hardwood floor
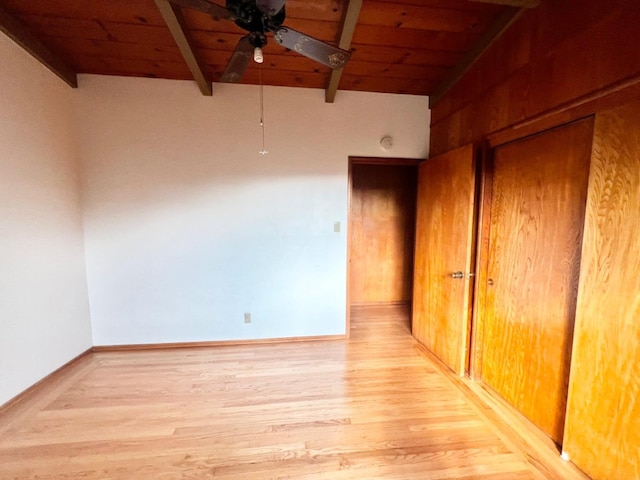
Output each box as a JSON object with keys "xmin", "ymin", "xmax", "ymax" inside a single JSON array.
[{"xmin": 0, "ymin": 305, "xmax": 588, "ymax": 479}]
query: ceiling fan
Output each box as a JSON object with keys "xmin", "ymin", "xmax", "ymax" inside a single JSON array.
[{"xmin": 169, "ymin": 0, "xmax": 352, "ymax": 82}]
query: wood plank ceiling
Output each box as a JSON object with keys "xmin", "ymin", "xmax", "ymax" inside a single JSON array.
[{"xmin": 0, "ymin": 0, "xmax": 527, "ymax": 101}]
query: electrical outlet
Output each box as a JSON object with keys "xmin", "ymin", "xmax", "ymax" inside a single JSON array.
[
  {"xmin": 244, "ymin": 312, "xmax": 251, "ymax": 324},
  {"xmin": 334, "ymin": 221, "xmax": 340, "ymax": 233}
]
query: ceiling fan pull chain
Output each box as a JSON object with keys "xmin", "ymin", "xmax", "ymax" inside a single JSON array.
[{"xmin": 259, "ymin": 65, "xmax": 268, "ymax": 155}]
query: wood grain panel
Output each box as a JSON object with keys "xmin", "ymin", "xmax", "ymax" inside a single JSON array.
[
  {"xmin": 274, "ymin": 0, "xmax": 345, "ymax": 23},
  {"xmin": 412, "ymin": 144, "xmax": 477, "ymax": 374},
  {"xmin": 343, "ymin": 61, "xmax": 448, "ymax": 81},
  {"xmin": 379, "ymin": 0, "xmax": 503, "ymax": 13},
  {"xmin": 70, "ymin": 55, "xmax": 194, "ymax": 80},
  {"xmin": 3, "ymin": 0, "xmax": 166, "ymax": 25},
  {"xmin": 357, "ymin": 1, "xmax": 494, "ymax": 33},
  {"xmin": 348, "ymin": 44, "xmax": 461, "ymax": 67},
  {"xmin": 16, "ymin": 16, "xmax": 177, "ymax": 45},
  {"xmin": 480, "ymin": 118, "xmax": 594, "ymax": 443},
  {"xmin": 352, "ymin": 24, "xmax": 479, "ymax": 51},
  {"xmin": 349, "ymin": 164, "xmax": 417, "ymax": 305},
  {"xmin": 430, "ymin": 0, "xmax": 640, "ymax": 155},
  {"xmin": 563, "ymin": 100, "xmax": 640, "ymax": 480},
  {"xmin": 42, "ymin": 36, "xmax": 186, "ymax": 63},
  {"xmin": 432, "ymin": 0, "xmax": 622, "ymax": 124},
  {"xmin": 338, "ymin": 75, "xmax": 436, "ymax": 96}
]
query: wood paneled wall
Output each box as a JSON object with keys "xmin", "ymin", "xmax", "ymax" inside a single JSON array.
[
  {"xmin": 349, "ymin": 163, "xmax": 417, "ymax": 305},
  {"xmin": 563, "ymin": 99, "xmax": 640, "ymax": 480},
  {"xmin": 430, "ymin": 0, "xmax": 640, "ymax": 156},
  {"xmin": 427, "ymin": 1, "xmax": 640, "ymax": 477}
]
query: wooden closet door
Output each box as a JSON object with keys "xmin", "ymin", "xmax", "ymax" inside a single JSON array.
[
  {"xmin": 412, "ymin": 144, "xmax": 477, "ymax": 375},
  {"xmin": 480, "ymin": 118, "xmax": 593, "ymax": 443},
  {"xmin": 563, "ymin": 100, "xmax": 640, "ymax": 480}
]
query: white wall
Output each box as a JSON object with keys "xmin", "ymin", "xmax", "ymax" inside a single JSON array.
[
  {"xmin": 0, "ymin": 34, "xmax": 92, "ymax": 405},
  {"xmin": 76, "ymin": 75, "xmax": 430, "ymax": 346}
]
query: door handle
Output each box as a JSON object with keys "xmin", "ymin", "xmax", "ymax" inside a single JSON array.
[{"xmin": 451, "ymin": 271, "xmax": 464, "ymax": 279}]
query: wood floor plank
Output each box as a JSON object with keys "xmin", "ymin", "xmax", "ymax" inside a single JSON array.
[{"xmin": 0, "ymin": 305, "xmax": 587, "ymax": 479}]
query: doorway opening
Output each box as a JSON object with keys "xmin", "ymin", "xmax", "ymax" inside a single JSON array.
[{"xmin": 347, "ymin": 157, "xmax": 420, "ymax": 335}]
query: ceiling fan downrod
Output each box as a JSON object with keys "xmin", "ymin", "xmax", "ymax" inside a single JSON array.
[{"xmin": 259, "ymin": 65, "xmax": 268, "ymax": 155}]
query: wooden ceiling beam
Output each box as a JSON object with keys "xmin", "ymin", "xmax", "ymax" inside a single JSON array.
[
  {"xmin": 325, "ymin": 0, "xmax": 362, "ymax": 103},
  {"xmin": 0, "ymin": 4, "xmax": 77, "ymax": 88},
  {"xmin": 156, "ymin": 0, "xmax": 212, "ymax": 96},
  {"xmin": 468, "ymin": 0, "xmax": 540, "ymax": 7},
  {"xmin": 429, "ymin": 7, "xmax": 524, "ymax": 108}
]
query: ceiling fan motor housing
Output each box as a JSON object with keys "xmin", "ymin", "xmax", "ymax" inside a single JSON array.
[
  {"xmin": 226, "ymin": 0, "xmax": 285, "ymax": 33},
  {"xmin": 209, "ymin": 0, "xmax": 351, "ymax": 83},
  {"xmin": 248, "ymin": 32, "xmax": 267, "ymax": 48}
]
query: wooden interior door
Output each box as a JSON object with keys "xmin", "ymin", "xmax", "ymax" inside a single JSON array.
[
  {"xmin": 349, "ymin": 162, "xmax": 417, "ymax": 306},
  {"xmin": 563, "ymin": 100, "xmax": 640, "ymax": 480},
  {"xmin": 412, "ymin": 144, "xmax": 477, "ymax": 375},
  {"xmin": 479, "ymin": 118, "xmax": 594, "ymax": 443}
]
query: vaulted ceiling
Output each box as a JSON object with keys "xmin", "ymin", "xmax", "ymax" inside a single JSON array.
[{"xmin": 0, "ymin": 0, "xmax": 536, "ymax": 103}]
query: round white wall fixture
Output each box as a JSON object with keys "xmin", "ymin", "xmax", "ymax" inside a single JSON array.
[{"xmin": 379, "ymin": 135, "xmax": 393, "ymax": 151}]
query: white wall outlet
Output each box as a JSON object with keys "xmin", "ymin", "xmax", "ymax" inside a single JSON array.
[
  {"xmin": 244, "ymin": 312, "xmax": 251, "ymax": 324},
  {"xmin": 334, "ymin": 221, "xmax": 340, "ymax": 233}
]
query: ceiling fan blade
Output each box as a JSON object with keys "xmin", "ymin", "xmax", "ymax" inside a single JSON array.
[
  {"xmin": 220, "ymin": 36, "xmax": 254, "ymax": 83},
  {"xmin": 168, "ymin": 0, "xmax": 233, "ymax": 20},
  {"xmin": 273, "ymin": 27, "xmax": 351, "ymax": 70},
  {"xmin": 256, "ymin": 0, "xmax": 287, "ymax": 16}
]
